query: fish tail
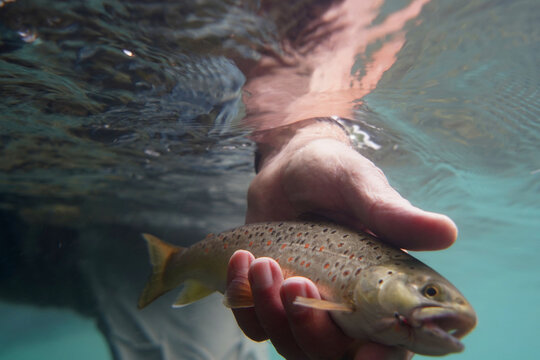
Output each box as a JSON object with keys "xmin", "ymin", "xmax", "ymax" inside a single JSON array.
[{"xmin": 138, "ymin": 233, "xmax": 185, "ymax": 309}]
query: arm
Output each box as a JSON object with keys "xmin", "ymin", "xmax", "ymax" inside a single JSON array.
[
  {"xmin": 228, "ymin": 1, "xmax": 450, "ymax": 358},
  {"xmin": 228, "ymin": 118, "xmax": 456, "ymax": 359}
]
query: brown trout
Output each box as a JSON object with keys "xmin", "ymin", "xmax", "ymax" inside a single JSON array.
[{"xmin": 138, "ymin": 221, "xmax": 476, "ymax": 356}]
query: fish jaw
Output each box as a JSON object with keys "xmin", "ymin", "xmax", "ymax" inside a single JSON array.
[
  {"xmin": 351, "ymin": 264, "xmax": 477, "ymax": 356},
  {"xmin": 404, "ymin": 305, "xmax": 477, "ymax": 355}
]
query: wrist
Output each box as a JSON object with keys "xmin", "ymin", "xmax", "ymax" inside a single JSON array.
[{"xmin": 251, "ymin": 117, "xmax": 352, "ymax": 173}]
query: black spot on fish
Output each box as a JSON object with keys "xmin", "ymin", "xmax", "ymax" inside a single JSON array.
[
  {"xmin": 387, "ymin": 271, "xmax": 393, "ymax": 275},
  {"xmin": 395, "ymin": 262, "xmax": 401, "ymax": 266},
  {"xmin": 323, "ymin": 228, "xmax": 328, "ymax": 233},
  {"xmin": 289, "ymin": 227, "xmax": 294, "ymax": 231},
  {"xmin": 331, "ymin": 230, "xmax": 337, "ymax": 234},
  {"xmin": 335, "ymin": 262, "xmax": 340, "ymax": 268},
  {"xmin": 276, "ymin": 237, "xmax": 282, "ymax": 243},
  {"xmin": 355, "ymin": 268, "xmax": 362, "ymax": 276},
  {"xmin": 343, "ymin": 234, "xmax": 349, "ymax": 238},
  {"xmin": 344, "ymin": 250, "xmax": 349, "ymax": 255},
  {"xmin": 248, "ymin": 234, "xmax": 253, "ymax": 239},
  {"xmin": 376, "ymin": 255, "xmax": 382, "ymax": 260},
  {"xmin": 278, "ymin": 222, "xmax": 283, "ymax": 227},
  {"xmin": 295, "ymin": 256, "xmax": 300, "ymax": 262},
  {"xmin": 378, "ymin": 279, "xmax": 384, "ymax": 284},
  {"xmin": 373, "ymin": 246, "xmax": 379, "ymax": 250}
]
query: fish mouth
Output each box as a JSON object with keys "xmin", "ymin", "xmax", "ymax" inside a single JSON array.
[{"xmin": 408, "ymin": 306, "xmax": 477, "ymax": 354}]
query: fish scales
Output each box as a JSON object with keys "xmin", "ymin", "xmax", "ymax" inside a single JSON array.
[
  {"xmin": 138, "ymin": 220, "xmax": 477, "ymax": 356},
  {"xmin": 189, "ymin": 221, "xmax": 413, "ymax": 300}
]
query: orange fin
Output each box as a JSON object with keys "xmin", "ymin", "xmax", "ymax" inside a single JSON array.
[
  {"xmin": 223, "ymin": 275, "xmax": 254, "ymax": 308},
  {"xmin": 293, "ymin": 296, "xmax": 354, "ymax": 312},
  {"xmin": 138, "ymin": 233, "xmax": 184, "ymax": 309}
]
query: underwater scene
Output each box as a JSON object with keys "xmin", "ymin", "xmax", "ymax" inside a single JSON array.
[{"xmin": 0, "ymin": 0, "xmax": 538, "ymax": 359}]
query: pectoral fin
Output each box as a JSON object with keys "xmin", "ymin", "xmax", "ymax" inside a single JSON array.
[
  {"xmin": 223, "ymin": 275, "xmax": 254, "ymax": 308},
  {"xmin": 172, "ymin": 280, "xmax": 216, "ymax": 308},
  {"xmin": 293, "ymin": 296, "xmax": 354, "ymax": 312}
]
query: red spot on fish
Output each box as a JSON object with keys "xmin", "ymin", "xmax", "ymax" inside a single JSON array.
[
  {"xmin": 268, "ymin": 228, "xmax": 273, "ymax": 232},
  {"xmin": 304, "ymin": 243, "xmax": 310, "ymax": 249},
  {"xmin": 343, "ymin": 270, "xmax": 350, "ymax": 276},
  {"xmin": 297, "ymin": 232, "xmax": 302, "ymax": 237},
  {"xmin": 267, "ymin": 240, "xmax": 272, "ymax": 246},
  {"xmin": 324, "ymin": 263, "xmax": 330, "ymax": 269},
  {"xmin": 338, "ymin": 243, "xmax": 344, "ymax": 248},
  {"xmin": 331, "ymin": 275, "xmax": 337, "ymax": 282},
  {"xmin": 275, "ymin": 258, "xmax": 280, "ymax": 263},
  {"xmin": 223, "ymin": 243, "xmax": 228, "ymax": 249},
  {"xmin": 288, "ymin": 257, "xmax": 293, "ymax": 263},
  {"xmin": 306, "ymin": 262, "xmax": 311, "ymax": 268},
  {"xmin": 281, "ymin": 244, "xmax": 287, "ymax": 249},
  {"xmin": 349, "ymin": 254, "xmax": 355, "ymax": 260},
  {"xmin": 300, "ymin": 260, "xmax": 305, "ymax": 266},
  {"xmin": 249, "ymin": 241, "xmax": 253, "ymax": 247},
  {"xmin": 204, "ymin": 248, "xmax": 209, "ymax": 254},
  {"xmin": 358, "ymin": 256, "xmax": 363, "ymax": 261},
  {"xmin": 244, "ymin": 230, "xmax": 249, "ymax": 235},
  {"xmin": 319, "ymin": 246, "xmax": 325, "ymax": 252}
]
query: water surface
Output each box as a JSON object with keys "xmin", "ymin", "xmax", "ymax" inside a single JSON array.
[{"xmin": 1, "ymin": 0, "xmax": 539, "ymax": 359}]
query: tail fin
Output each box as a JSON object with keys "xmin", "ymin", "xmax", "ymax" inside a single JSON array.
[{"xmin": 138, "ymin": 233, "xmax": 184, "ymax": 309}]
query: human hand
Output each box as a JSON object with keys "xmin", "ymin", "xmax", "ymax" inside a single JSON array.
[{"xmin": 228, "ymin": 120, "xmax": 457, "ymax": 359}]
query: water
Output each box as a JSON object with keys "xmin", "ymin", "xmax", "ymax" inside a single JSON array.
[{"xmin": 1, "ymin": 0, "xmax": 538, "ymax": 359}]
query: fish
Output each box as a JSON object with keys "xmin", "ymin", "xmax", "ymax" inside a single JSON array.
[{"xmin": 138, "ymin": 221, "xmax": 477, "ymax": 356}]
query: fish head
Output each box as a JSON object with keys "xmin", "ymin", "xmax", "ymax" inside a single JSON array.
[{"xmin": 350, "ymin": 262, "xmax": 477, "ymax": 356}]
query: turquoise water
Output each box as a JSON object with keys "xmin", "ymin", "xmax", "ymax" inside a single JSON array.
[{"xmin": 1, "ymin": 0, "xmax": 539, "ymax": 359}]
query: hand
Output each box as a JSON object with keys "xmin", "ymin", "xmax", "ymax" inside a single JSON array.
[{"xmin": 228, "ymin": 120, "xmax": 457, "ymax": 359}]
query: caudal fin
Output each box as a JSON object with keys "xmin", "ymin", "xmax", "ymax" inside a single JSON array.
[{"xmin": 138, "ymin": 233, "xmax": 184, "ymax": 309}]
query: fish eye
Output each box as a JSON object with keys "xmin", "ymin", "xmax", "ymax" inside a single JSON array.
[{"xmin": 423, "ymin": 285, "xmax": 439, "ymax": 298}]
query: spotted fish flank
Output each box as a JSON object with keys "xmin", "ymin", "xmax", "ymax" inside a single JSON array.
[{"xmin": 138, "ymin": 221, "xmax": 477, "ymax": 356}]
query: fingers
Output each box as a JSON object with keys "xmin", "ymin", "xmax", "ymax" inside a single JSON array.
[
  {"xmin": 278, "ymin": 139, "xmax": 457, "ymax": 251},
  {"xmin": 339, "ymin": 150, "xmax": 458, "ymax": 250},
  {"xmin": 281, "ymin": 277, "xmax": 352, "ymax": 359},
  {"xmin": 228, "ymin": 250, "xmax": 268, "ymax": 341},
  {"xmin": 228, "ymin": 251, "xmax": 307, "ymax": 358},
  {"xmin": 365, "ymin": 199, "xmax": 457, "ymax": 251},
  {"xmin": 228, "ymin": 251, "xmax": 406, "ymax": 360},
  {"xmin": 249, "ymin": 258, "xmax": 307, "ymax": 359}
]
